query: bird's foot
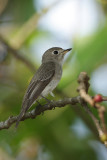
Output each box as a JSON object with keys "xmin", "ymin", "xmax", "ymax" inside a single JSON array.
[
  {"xmin": 37, "ymin": 101, "xmax": 46, "ymax": 115},
  {"xmin": 41, "ymin": 95, "xmax": 51, "ymax": 104},
  {"xmin": 35, "ymin": 101, "xmax": 43, "ymax": 111},
  {"xmin": 36, "ymin": 100, "xmax": 42, "ymax": 107}
]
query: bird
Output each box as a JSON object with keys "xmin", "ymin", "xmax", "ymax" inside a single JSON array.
[{"xmin": 16, "ymin": 47, "xmax": 72, "ymax": 127}]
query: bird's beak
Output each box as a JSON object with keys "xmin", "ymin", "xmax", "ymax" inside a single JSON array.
[{"xmin": 63, "ymin": 48, "xmax": 72, "ymax": 54}]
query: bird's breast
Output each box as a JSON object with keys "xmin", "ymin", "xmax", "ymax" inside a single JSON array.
[{"xmin": 41, "ymin": 64, "xmax": 62, "ymax": 96}]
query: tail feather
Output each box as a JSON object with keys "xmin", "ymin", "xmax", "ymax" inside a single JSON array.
[
  {"xmin": 15, "ymin": 108, "xmax": 26, "ymax": 128},
  {"xmin": 15, "ymin": 100, "xmax": 31, "ymax": 128}
]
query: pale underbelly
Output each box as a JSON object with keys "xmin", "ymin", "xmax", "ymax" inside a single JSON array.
[{"xmin": 41, "ymin": 78, "xmax": 60, "ymax": 96}]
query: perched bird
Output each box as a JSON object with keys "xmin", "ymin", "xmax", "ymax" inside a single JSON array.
[{"xmin": 16, "ymin": 47, "xmax": 72, "ymax": 127}]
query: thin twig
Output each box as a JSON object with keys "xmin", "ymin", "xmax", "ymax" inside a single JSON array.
[
  {"xmin": 82, "ymin": 103, "xmax": 103, "ymax": 137},
  {"xmin": 80, "ymin": 90, "xmax": 107, "ymax": 134}
]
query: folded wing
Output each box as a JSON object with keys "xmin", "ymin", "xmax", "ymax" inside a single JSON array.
[{"xmin": 16, "ymin": 62, "xmax": 55, "ymax": 127}]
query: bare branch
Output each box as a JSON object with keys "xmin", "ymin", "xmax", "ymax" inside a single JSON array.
[
  {"xmin": 81, "ymin": 103, "xmax": 103, "ymax": 137},
  {"xmin": 0, "ymin": 71, "xmax": 107, "ymax": 147},
  {"xmin": 0, "ymin": 96, "xmax": 81, "ymax": 130}
]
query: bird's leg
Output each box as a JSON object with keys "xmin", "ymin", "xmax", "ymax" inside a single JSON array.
[
  {"xmin": 36, "ymin": 100, "xmax": 42, "ymax": 107},
  {"xmin": 35, "ymin": 101, "xmax": 44, "ymax": 115},
  {"xmin": 41, "ymin": 95, "xmax": 51, "ymax": 104}
]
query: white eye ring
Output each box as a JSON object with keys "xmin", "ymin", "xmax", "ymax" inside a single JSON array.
[{"xmin": 52, "ymin": 50, "xmax": 59, "ymax": 55}]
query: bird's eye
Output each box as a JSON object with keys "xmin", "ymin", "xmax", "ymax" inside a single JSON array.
[{"xmin": 53, "ymin": 50, "xmax": 58, "ymax": 55}]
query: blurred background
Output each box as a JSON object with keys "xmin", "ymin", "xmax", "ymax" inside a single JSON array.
[{"xmin": 0, "ymin": 0, "xmax": 107, "ymax": 159}]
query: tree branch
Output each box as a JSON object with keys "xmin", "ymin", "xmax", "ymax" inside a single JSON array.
[
  {"xmin": 0, "ymin": 71, "xmax": 107, "ymax": 147},
  {"xmin": 0, "ymin": 96, "xmax": 81, "ymax": 130}
]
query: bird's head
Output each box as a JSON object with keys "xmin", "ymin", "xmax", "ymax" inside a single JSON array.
[{"xmin": 42, "ymin": 47, "xmax": 72, "ymax": 65}]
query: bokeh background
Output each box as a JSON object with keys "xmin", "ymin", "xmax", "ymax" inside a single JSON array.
[{"xmin": 0, "ymin": 0, "xmax": 107, "ymax": 159}]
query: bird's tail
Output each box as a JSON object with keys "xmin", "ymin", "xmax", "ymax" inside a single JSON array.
[
  {"xmin": 15, "ymin": 108, "xmax": 26, "ymax": 128},
  {"xmin": 15, "ymin": 101, "xmax": 30, "ymax": 128}
]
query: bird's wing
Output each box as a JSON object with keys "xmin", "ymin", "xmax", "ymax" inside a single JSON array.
[
  {"xmin": 24, "ymin": 61, "xmax": 55, "ymax": 104},
  {"xmin": 16, "ymin": 62, "xmax": 55, "ymax": 127}
]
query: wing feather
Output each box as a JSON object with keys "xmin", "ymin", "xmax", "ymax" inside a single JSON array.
[{"xmin": 16, "ymin": 62, "xmax": 55, "ymax": 127}]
